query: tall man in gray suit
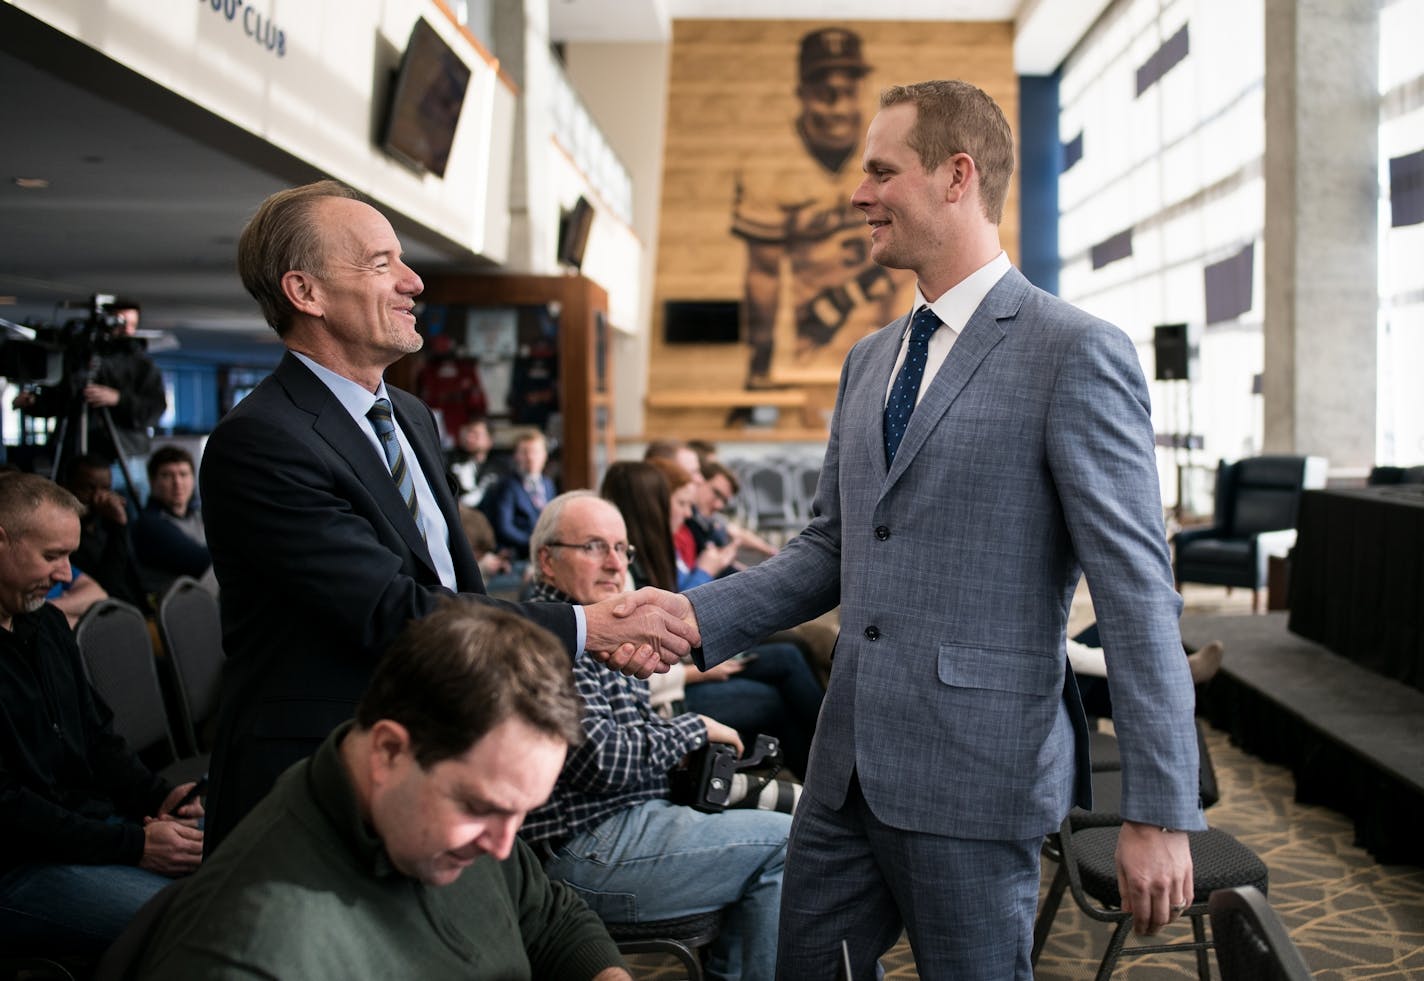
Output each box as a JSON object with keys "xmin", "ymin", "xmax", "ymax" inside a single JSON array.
[
  {"xmin": 200, "ymin": 182, "xmax": 693, "ymax": 853},
  {"xmin": 664, "ymin": 81, "xmax": 1203, "ymax": 978}
]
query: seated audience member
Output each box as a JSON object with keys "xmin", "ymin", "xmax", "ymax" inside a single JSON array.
[
  {"xmin": 694, "ymin": 460, "xmax": 779, "ymax": 562},
  {"xmin": 0, "ymin": 473, "xmax": 203, "ymax": 953},
  {"xmin": 522, "ymin": 491, "xmax": 788, "ymax": 981},
  {"xmin": 136, "ymin": 601, "xmax": 630, "ymax": 981},
  {"xmin": 1069, "ymin": 622, "xmax": 1224, "ymax": 719},
  {"xmin": 46, "ymin": 567, "xmax": 108, "ymax": 629},
  {"xmin": 644, "ymin": 439, "xmax": 706, "ymax": 570},
  {"xmin": 458, "ymin": 505, "xmax": 513, "ymax": 582},
  {"xmin": 133, "ymin": 446, "xmax": 212, "ymax": 596},
  {"xmin": 601, "ymin": 462, "xmax": 823, "ymax": 779},
  {"xmin": 447, "ymin": 416, "xmax": 502, "ymax": 508},
  {"xmin": 62, "ymin": 453, "xmax": 149, "ymax": 609},
  {"xmin": 482, "ymin": 428, "xmax": 556, "ymax": 556}
]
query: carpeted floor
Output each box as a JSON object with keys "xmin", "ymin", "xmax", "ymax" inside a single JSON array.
[{"xmin": 629, "ymin": 587, "xmax": 1424, "ymax": 979}]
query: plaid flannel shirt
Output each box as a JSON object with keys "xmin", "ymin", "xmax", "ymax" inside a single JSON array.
[{"xmin": 520, "ymin": 581, "xmax": 709, "ymax": 844}]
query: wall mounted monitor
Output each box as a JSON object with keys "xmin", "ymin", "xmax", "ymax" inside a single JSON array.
[
  {"xmin": 663, "ymin": 300, "xmax": 741, "ymax": 345},
  {"xmin": 380, "ymin": 18, "xmax": 471, "ymax": 177}
]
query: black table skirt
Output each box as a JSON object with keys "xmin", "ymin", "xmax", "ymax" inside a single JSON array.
[{"xmin": 1288, "ymin": 486, "xmax": 1424, "ymax": 693}]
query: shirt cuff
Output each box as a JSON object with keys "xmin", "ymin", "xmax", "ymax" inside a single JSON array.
[{"xmin": 573, "ymin": 604, "xmax": 587, "ymax": 656}]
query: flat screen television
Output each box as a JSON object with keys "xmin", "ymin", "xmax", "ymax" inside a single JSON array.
[
  {"xmin": 380, "ymin": 19, "xmax": 471, "ymax": 177},
  {"xmin": 663, "ymin": 300, "xmax": 741, "ymax": 345},
  {"xmin": 558, "ymin": 196, "xmax": 595, "ymax": 269}
]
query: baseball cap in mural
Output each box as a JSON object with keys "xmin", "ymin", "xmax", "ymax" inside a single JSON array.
[{"xmin": 798, "ymin": 28, "xmax": 872, "ymax": 82}]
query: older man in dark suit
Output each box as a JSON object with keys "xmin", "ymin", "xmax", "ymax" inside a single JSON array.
[{"xmin": 199, "ymin": 182, "xmax": 693, "ymax": 853}]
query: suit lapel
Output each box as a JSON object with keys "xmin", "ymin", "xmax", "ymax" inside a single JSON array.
[
  {"xmin": 881, "ymin": 269, "xmax": 1029, "ymax": 493},
  {"xmin": 277, "ymin": 354, "xmax": 437, "ymax": 573},
  {"xmin": 860, "ymin": 313, "xmax": 910, "ymax": 485}
]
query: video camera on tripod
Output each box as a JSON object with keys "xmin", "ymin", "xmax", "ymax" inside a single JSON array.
[
  {"xmin": 4, "ymin": 293, "xmax": 150, "ymax": 506},
  {"xmin": 0, "ymin": 293, "xmax": 130, "ymax": 387}
]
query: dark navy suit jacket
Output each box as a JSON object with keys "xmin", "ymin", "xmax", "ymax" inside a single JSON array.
[{"xmin": 199, "ymin": 353, "xmax": 576, "ymax": 851}]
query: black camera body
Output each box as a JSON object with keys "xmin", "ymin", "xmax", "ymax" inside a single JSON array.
[{"xmin": 669, "ymin": 734, "xmax": 781, "ymax": 813}]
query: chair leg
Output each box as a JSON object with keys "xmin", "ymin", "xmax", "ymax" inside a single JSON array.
[
  {"xmin": 1251, "ymin": 588, "xmax": 1260, "ymax": 613},
  {"xmin": 1191, "ymin": 912, "xmax": 1212, "ymax": 980},
  {"xmin": 1094, "ymin": 919, "xmax": 1135, "ymax": 981},
  {"xmin": 1031, "ymin": 860, "xmax": 1069, "ymax": 965}
]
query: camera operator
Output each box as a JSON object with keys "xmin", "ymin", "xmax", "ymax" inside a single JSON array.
[{"xmin": 13, "ymin": 298, "xmax": 166, "ymax": 507}]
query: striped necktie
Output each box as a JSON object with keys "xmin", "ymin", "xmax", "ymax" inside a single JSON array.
[
  {"xmin": 883, "ymin": 306, "xmax": 942, "ymax": 466},
  {"xmin": 367, "ymin": 398, "xmax": 424, "ymax": 539}
]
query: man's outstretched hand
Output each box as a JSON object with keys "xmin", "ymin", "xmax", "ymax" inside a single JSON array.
[{"xmin": 584, "ymin": 588, "xmax": 701, "ymax": 679}]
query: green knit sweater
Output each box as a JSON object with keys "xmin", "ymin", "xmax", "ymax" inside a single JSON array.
[{"xmin": 137, "ymin": 723, "xmax": 625, "ymax": 979}]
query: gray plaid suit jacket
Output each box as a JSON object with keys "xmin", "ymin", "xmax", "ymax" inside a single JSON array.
[{"xmin": 688, "ymin": 267, "xmax": 1203, "ymax": 841}]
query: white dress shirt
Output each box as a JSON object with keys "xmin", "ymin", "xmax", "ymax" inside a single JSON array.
[{"xmin": 885, "ymin": 251, "xmax": 1012, "ymax": 408}]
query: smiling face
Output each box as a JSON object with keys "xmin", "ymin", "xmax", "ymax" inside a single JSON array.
[
  {"xmin": 798, "ymin": 68, "xmax": 864, "ymax": 154},
  {"xmin": 366, "ymin": 715, "xmax": 566, "ymax": 886},
  {"xmin": 537, "ymin": 497, "xmax": 629, "ymax": 605},
  {"xmin": 851, "ymin": 102, "xmax": 954, "ymax": 280},
  {"xmin": 0, "ymin": 502, "xmax": 78, "ymax": 627},
  {"xmin": 302, "ymin": 197, "xmax": 424, "ymax": 374}
]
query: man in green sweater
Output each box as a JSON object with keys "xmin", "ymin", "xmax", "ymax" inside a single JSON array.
[{"xmin": 137, "ymin": 601, "xmax": 630, "ymax": 980}]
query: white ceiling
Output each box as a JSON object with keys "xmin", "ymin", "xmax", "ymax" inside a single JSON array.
[
  {"xmin": 0, "ymin": 0, "xmax": 1106, "ymax": 338},
  {"xmin": 547, "ymin": 0, "xmax": 1110, "ymax": 74}
]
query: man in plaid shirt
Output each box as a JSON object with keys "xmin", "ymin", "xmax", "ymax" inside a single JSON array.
[{"xmin": 521, "ymin": 492, "xmax": 790, "ymax": 981}]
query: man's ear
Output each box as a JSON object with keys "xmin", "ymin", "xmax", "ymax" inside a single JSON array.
[
  {"xmin": 941, "ymin": 152, "xmax": 977, "ymax": 206},
  {"xmin": 535, "ymin": 547, "xmax": 557, "ymax": 588},
  {"xmin": 281, "ymin": 269, "xmax": 324, "ymax": 318},
  {"xmin": 367, "ymin": 719, "xmax": 413, "ymax": 787}
]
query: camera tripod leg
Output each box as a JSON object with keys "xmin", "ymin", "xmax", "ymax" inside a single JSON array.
[{"xmin": 98, "ymin": 407, "xmax": 142, "ymax": 512}]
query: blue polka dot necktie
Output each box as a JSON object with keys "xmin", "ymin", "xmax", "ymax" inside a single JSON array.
[
  {"xmin": 883, "ymin": 307, "xmax": 942, "ymax": 467},
  {"xmin": 367, "ymin": 398, "xmax": 425, "ymax": 540}
]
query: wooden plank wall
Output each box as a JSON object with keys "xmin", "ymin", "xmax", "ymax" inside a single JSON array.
[{"xmin": 648, "ymin": 18, "xmax": 1017, "ymax": 441}]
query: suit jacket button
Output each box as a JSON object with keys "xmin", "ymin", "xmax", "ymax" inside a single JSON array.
[
  {"xmin": 864, "ymin": 626, "xmax": 880, "ymax": 641},
  {"xmin": 875, "ymin": 525, "xmax": 890, "ymax": 540}
]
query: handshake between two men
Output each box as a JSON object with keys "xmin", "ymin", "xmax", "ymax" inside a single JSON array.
[{"xmin": 582, "ymin": 587, "xmax": 699, "ymax": 678}]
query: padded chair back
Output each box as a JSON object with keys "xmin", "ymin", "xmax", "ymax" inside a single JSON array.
[
  {"xmin": 156, "ymin": 577, "xmax": 226, "ymax": 755},
  {"xmin": 1209, "ymin": 885, "xmax": 1312, "ymax": 981},
  {"xmin": 74, "ymin": 600, "xmax": 176, "ymax": 761},
  {"xmin": 747, "ymin": 464, "xmax": 796, "ymax": 533},
  {"xmin": 1228, "ymin": 456, "xmax": 1309, "ymax": 537}
]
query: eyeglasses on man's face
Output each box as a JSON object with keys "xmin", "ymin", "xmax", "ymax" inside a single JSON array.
[{"xmin": 545, "ymin": 540, "xmax": 636, "ymax": 562}]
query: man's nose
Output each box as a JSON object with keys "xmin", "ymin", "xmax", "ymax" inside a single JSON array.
[
  {"xmin": 851, "ymin": 178, "xmax": 873, "ymax": 211},
  {"xmin": 399, "ymin": 260, "xmax": 424, "ymax": 296},
  {"xmin": 480, "ymin": 817, "xmax": 519, "ymax": 861},
  {"xmin": 54, "ymin": 559, "xmax": 72, "ymax": 584}
]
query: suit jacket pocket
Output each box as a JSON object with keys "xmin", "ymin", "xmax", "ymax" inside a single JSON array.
[{"xmin": 937, "ymin": 643, "xmax": 1060, "ymax": 697}]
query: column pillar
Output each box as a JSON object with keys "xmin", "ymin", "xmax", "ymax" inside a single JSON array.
[{"xmin": 1262, "ymin": 0, "xmax": 1378, "ymax": 471}]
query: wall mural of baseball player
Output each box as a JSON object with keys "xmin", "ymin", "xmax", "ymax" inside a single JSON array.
[
  {"xmin": 647, "ymin": 19, "xmax": 1015, "ymax": 438},
  {"xmin": 732, "ymin": 28, "xmax": 912, "ymax": 392}
]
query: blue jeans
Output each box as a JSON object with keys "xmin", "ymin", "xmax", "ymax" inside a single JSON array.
[
  {"xmin": 544, "ymin": 799, "xmax": 790, "ymax": 981},
  {"xmin": 0, "ymin": 862, "xmax": 172, "ymax": 953},
  {"xmin": 685, "ymin": 642, "xmax": 824, "ymax": 778}
]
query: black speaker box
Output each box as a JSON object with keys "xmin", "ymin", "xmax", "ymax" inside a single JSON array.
[{"xmin": 1154, "ymin": 323, "xmax": 1191, "ymax": 381}]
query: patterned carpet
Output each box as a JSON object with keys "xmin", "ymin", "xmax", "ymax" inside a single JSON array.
[{"xmin": 632, "ymin": 723, "xmax": 1424, "ymax": 979}]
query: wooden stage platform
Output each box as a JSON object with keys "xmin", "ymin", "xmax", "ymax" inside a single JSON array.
[{"xmin": 1182, "ymin": 611, "xmax": 1424, "ymax": 866}]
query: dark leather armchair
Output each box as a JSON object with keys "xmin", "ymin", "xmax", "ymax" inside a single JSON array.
[{"xmin": 1173, "ymin": 455, "xmax": 1327, "ymax": 611}]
